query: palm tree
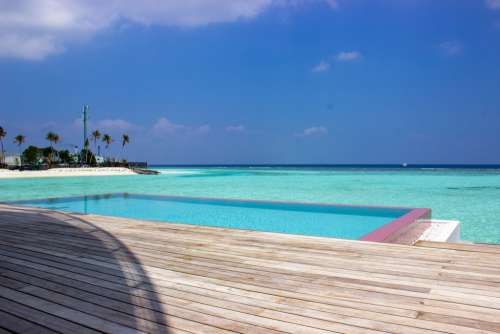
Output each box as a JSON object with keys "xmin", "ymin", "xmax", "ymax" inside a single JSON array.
[
  {"xmin": 14, "ymin": 135, "xmax": 26, "ymax": 165},
  {"xmin": 91, "ymin": 130, "xmax": 101, "ymax": 153},
  {"xmin": 14, "ymin": 134, "xmax": 25, "ymax": 160},
  {"xmin": 102, "ymin": 134, "xmax": 112, "ymax": 161},
  {"xmin": 121, "ymin": 133, "xmax": 129, "ymax": 162},
  {"xmin": 46, "ymin": 132, "xmax": 60, "ymax": 167},
  {"xmin": 14, "ymin": 134, "xmax": 25, "ymax": 149},
  {"xmin": 46, "ymin": 132, "xmax": 60, "ymax": 148},
  {"xmin": 0, "ymin": 126, "xmax": 6, "ymax": 165}
]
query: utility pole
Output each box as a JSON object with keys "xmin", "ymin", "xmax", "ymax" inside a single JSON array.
[
  {"xmin": 83, "ymin": 105, "xmax": 89, "ymax": 150},
  {"xmin": 82, "ymin": 105, "xmax": 89, "ymax": 165}
]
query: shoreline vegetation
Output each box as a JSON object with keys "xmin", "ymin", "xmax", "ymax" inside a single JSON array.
[{"xmin": 0, "ymin": 125, "xmax": 132, "ymax": 170}]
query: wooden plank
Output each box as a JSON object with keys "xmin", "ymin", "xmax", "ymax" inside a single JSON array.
[
  {"xmin": 4, "ymin": 218, "xmax": 500, "ymax": 276},
  {"xmin": 0, "ymin": 285, "xmax": 144, "ymax": 334},
  {"xmin": 0, "ymin": 252, "xmax": 384, "ymax": 334},
  {"xmin": 0, "ymin": 272, "xmax": 289, "ymax": 334},
  {"xmin": 0, "ymin": 265, "xmax": 432, "ymax": 334},
  {"xmin": 4, "ymin": 230, "xmax": 500, "ymax": 304},
  {"xmin": 415, "ymin": 241, "xmax": 500, "ymax": 254},
  {"xmin": 0, "ymin": 218, "xmax": 492, "ymax": 290},
  {"xmin": 0, "ymin": 308, "xmax": 58, "ymax": 334},
  {"xmin": 3, "ymin": 206, "xmax": 496, "ymax": 270},
  {"xmin": 4, "ymin": 241, "xmax": 500, "ymax": 314},
  {"xmin": 8, "ymin": 227, "xmax": 500, "ymax": 300},
  {"xmin": 4, "ymin": 262, "xmax": 490, "ymax": 334},
  {"xmin": 0, "ymin": 240, "xmax": 496, "ymax": 332},
  {"xmin": 0, "ymin": 327, "xmax": 14, "ymax": 334},
  {"xmin": 2, "ymin": 204, "xmax": 500, "ymax": 334},
  {"xmin": 0, "ymin": 296, "xmax": 99, "ymax": 334}
]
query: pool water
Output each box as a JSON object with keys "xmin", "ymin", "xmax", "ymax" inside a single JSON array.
[
  {"xmin": 11, "ymin": 193, "xmax": 411, "ymax": 240},
  {"xmin": 1, "ymin": 166, "xmax": 500, "ymax": 243}
]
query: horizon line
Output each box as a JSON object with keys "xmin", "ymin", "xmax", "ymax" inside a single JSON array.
[{"xmin": 150, "ymin": 163, "xmax": 500, "ymax": 169}]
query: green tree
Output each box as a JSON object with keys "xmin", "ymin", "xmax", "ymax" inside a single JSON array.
[
  {"xmin": 42, "ymin": 146, "xmax": 57, "ymax": 165},
  {"xmin": 121, "ymin": 133, "xmax": 129, "ymax": 162},
  {"xmin": 102, "ymin": 134, "xmax": 112, "ymax": 160},
  {"xmin": 58, "ymin": 150, "xmax": 74, "ymax": 164},
  {"xmin": 13, "ymin": 134, "xmax": 26, "ymax": 165},
  {"xmin": 45, "ymin": 132, "xmax": 60, "ymax": 167},
  {"xmin": 14, "ymin": 134, "xmax": 25, "ymax": 151},
  {"xmin": 46, "ymin": 132, "xmax": 60, "ymax": 148},
  {"xmin": 80, "ymin": 148, "xmax": 96, "ymax": 165},
  {"xmin": 83, "ymin": 138, "xmax": 90, "ymax": 165},
  {"xmin": 22, "ymin": 146, "xmax": 40, "ymax": 165},
  {"xmin": 91, "ymin": 130, "xmax": 101, "ymax": 152},
  {"xmin": 0, "ymin": 126, "xmax": 6, "ymax": 165}
]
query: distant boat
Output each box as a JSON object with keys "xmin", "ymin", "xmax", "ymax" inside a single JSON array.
[{"xmin": 402, "ymin": 163, "xmax": 408, "ymax": 167}]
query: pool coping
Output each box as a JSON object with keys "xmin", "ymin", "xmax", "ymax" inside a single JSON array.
[
  {"xmin": 3, "ymin": 192, "xmax": 431, "ymax": 243},
  {"xmin": 360, "ymin": 207, "xmax": 431, "ymax": 242}
]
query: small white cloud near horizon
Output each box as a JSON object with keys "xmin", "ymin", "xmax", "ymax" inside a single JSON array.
[
  {"xmin": 336, "ymin": 51, "xmax": 362, "ymax": 61},
  {"xmin": 98, "ymin": 119, "xmax": 135, "ymax": 131},
  {"xmin": 296, "ymin": 126, "xmax": 328, "ymax": 137},
  {"xmin": 439, "ymin": 40, "xmax": 463, "ymax": 56},
  {"xmin": 72, "ymin": 117, "xmax": 135, "ymax": 132},
  {"xmin": 194, "ymin": 124, "xmax": 211, "ymax": 135},
  {"xmin": 486, "ymin": 0, "xmax": 500, "ymax": 9},
  {"xmin": 312, "ymin": 51, "xmax": 362, "ymax": 72},
  {"xmin": 226, "ymin": 124, "xmax": 246, "ymax": 132},
  {"xmin": 153, "ymin": 117, "xmax": 210, "ymax": 136},
  {"xmin": 311, "ymin": 60, "xmax": 330, "ymax": 73}
]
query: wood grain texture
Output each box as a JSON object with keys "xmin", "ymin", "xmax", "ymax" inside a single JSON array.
[{"xmin": 0, "ymin": 203, "xmax": 499, "ymax": 334}]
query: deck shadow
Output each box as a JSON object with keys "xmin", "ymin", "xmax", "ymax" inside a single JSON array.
[{"xmin": 0, "ymin": 205, "xmax": 171, "ymax": 333}]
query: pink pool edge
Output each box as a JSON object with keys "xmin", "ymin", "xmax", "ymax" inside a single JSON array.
[{"xmin": 360, "ymin": 208, "xmax": 432, "ymax": 243}]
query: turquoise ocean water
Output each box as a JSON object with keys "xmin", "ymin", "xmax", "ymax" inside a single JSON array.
[{"xmin": 1, "ymin": 166, "xmax": 499, "ymax": 243}]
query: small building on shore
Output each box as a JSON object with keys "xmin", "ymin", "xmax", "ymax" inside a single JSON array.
[
  {"xmin": 95, "ymin": 155, "xmax": 105, "ymax": 164},
  {"xmin": 4, "ymin": 153, "xmax": 21, "ymax": 167}
]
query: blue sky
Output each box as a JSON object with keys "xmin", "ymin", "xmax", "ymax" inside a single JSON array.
[{"xmin": 1, "ymin": 0, "xmax": 500, "ymax": 164}]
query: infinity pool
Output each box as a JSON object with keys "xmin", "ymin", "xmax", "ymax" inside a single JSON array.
[{"xmin": 9, "ymin": 193, "xmax": 424, "ymax": 241}]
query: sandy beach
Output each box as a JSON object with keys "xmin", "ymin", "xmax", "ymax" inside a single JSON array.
[{"xmin": 0, "ymin": 167, "xmax": 136, "ymax": 179}]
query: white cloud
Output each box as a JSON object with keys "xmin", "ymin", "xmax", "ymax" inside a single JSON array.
[
  {"xmin": 486, "ymin": 0, "xmax": 500, "ymax": 9},
  {"xmin": 312, "ymin": 51, "xmax": 362, "ymax": 72},
  {"xmin": 336, "ymin": 51, "xmax": 362, "ymax": 61},
  {"xmin": 311, "ymin": 60, "xmax": 330, "ymax": 73},
  {"xmin": 98, "ymin": 119, "xmax": 134, "ymax": 131},
  {"xmin": 153, "ymin": 117, "xmax": 187, "ymax": 134},
  {"xmin": 325, "ymin": 0, "xmax": 339, "ymax": 9},
  {"xmin": 0, "ymin": 0, "xmax": 338, "ymax": 61},
  {"xmin": 439, "ymin": 40, "xmax": 463, "ymax": 56},
  {"xmin": 193, "ymin": 124, "xmax": 211, "ymax": 135},
  {"xmin": 72, "ymin": 117, "xmax": 135, "ymax": 132},
  {"xmin": 153, "ymin": 117, "xmax": 210, "ymax": 136},
  {"xmin": 226, "ymin": 124, "xmax": 246, "ymax": 132},
  {"xmin": 297, "ymin": 126, "xmax": 328, "ymax": 137},
  {"xmin": 0, "ymin": 33, "xmax": 64, "ymax": 60}
]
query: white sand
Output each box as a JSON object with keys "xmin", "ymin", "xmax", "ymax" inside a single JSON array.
[{"xmin": 0, "ymin": 167, "xmax": 135, "ymax": 179}]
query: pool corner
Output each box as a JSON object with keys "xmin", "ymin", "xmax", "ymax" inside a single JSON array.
[{"xmin": 360, "ymin": 207, "xmax": 432, "ymax": 243}]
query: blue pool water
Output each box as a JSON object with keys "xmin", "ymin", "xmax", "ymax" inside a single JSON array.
[
  {"xmin": 11, "ymin": 193, "xmax": 410, "ymax": 240},
  {"xmin": 1, "ymin": 166, "xmax": 500, "ymax": 243}
]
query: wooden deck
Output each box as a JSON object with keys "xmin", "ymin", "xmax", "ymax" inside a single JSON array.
[{"xmin": 1, "ymin": 204, "xmax": 500, "ymax": 334}]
